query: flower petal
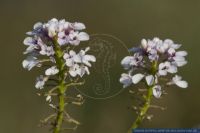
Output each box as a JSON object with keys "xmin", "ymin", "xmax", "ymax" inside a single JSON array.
[
  {"xmin": 132, "ymin": 73, "xmax": 144, "ymax": 84},
  {"xmin": 152, "ymin": 85, "xmax": 162, "ymax": 98},
  {"xmin": 175, "ymin": 80, "xmax": 188, "ymax": 88},
  {"xmin": 176, "ymin": 51, "xmax": 188, "ymax": 56},
  {"xmin": 145, "ymin": 75, "xmax": 154, "ymax": 86},
  {"xmin": 77, "ymin": 32, "xmax": 89, "ymax": 41},
  {"xmin": 72, "ymin": 22, "xmax": 86, "ymax": 30},
  {"xmin": 120, "ymin": 73, "xmax": 132, "ymax": 88}
]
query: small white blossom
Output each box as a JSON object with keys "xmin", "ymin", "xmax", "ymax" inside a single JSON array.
[
  {"xmin": 63, "ymin": 50, "xmax": 77, "ymax": 67},
  {"xmin": 45, "ymin": 66, "xmax": 59, "ymax": 76},
  {"xmin": 121, "ymin": 53, "xmax": 143, "ymax": 69},
  {"xmin": 75, "ymin": 47, "xmax": 96, "ymax": 67},
  {"xmin": 168, "ymin": 48, "xmax": 187, "ymax": 67},
  {"xmin": 168, "ymin": 75, "xmax": 188, "ymax": 88},
  {"xmin": 68, "ymin": 64, "xmax": 90, "ymax": 77},
  {"xmin": 152, "ymin": 85, "xmax": 162, "ymax": 98},
  {"xmin": 22, "ymin": 56, "xmax": 40, "ymax": 71},
  {"xmin": 40, "ymin": 45, "xmax": 55, "ymax": 56},
  {"xmin": 68, "ymin": 31, "xmax": 89, "ymax": 46},
  {"xmin": 158, "ymin": 61, "xmax": 177, "ymax": 76},
  {"xmin": 119, "ymin": 73, "xmax": 132, "ymax": 88},
  {"xmin": 35, "ymin": 75, "xmax": 48, "ymax": 89}
]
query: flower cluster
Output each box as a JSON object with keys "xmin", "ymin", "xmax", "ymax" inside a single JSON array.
[
  {"xmin": 22, "ymin": 18, "xmax": 96, "ymax": 90},
  {"xmin": 120, "ymin": 37, "xmax": 188, "ymax": 98}
]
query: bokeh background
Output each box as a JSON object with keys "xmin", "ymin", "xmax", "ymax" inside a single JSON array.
[{"xmin": 0, "ymin": 0, "xmax": 200, "ymax": 133}]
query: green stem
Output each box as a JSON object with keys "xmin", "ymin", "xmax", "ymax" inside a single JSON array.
[
  {"xmin": 128, "ymin": 85, "xmax": 153, "ymax": 133},
  {"xmin": 128, "ymin": 61, "xmax": 157, "ymax": 133},
  {"xmin": 53, "ymin": 38, "xmax": 66, "ymax": 133}
]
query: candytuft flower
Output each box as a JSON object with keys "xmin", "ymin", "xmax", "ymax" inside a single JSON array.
[
  {"xmin": 120, "ymin": 37, "xmax": 188, "ymax": 97},
  {"xmin": 45, "ymin": 66, "xmax": 59, "ymax": 76},
  {"xmin": 120, "ymin": 37, "xmax": 188, "ymax": 131},
  {"xmin": 22, "ymin": 18, "xmax": 96, "ymax": 132},
  {"xmin": 35, "ymin": 75, "xmax": 48, "ymax": 89},
  {"xmin": 22, "ymin": 18, "xmax": 96, "ymax": 89}
]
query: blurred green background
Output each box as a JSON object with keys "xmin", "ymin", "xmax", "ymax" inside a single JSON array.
[{"xmin": 0, "ymin": 0, "xmax": 200, "ymax": 133}]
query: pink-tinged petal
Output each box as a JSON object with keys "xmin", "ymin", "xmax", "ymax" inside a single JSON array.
[
  {"xmin": 145, "ymin": 75, "xmax": 154, "ymax": 86},
  {"xmin": 132, "ymin": 73, "xmax": 144, "ymax": 84},
  {"xmin": 168, "ymin": 48, "xmax": 175, "ymax": 55}
]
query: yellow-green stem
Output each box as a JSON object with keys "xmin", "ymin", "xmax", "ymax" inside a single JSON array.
[
  {"xmin": 128, "ymin": 61, "xmax": 157, "ymax": 133},
  {"xmin": 53, "ymin": 38, "xmax": 66, "ymax": 133}
]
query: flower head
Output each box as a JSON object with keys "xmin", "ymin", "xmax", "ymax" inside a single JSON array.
[
  {"xmin": 120, "ymin": 37, "xmax": 188, "ymax": 98},
  {"xmin": 22, "ymin": 18, "xmax": 95, "ymax": 89}
]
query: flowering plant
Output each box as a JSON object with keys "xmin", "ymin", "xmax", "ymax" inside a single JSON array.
[
  {"xmin": 22, "ymin": 18, "xmax": 96, "ymax": 133},
  {"xmin": 119, "ymin": 37, "xmax": 188, "ymax": 132}
]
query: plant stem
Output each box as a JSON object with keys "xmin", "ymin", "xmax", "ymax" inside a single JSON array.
[
  {"xmin": 128, "ymin": 61, "xmax": 157, "ymax": 133},
  {"xmin": 53, "ymin": 38, "xmax": 66, "ymax": 133},
  {"xmin": 128, "ymin": 85, "xmax": 153, "ymax": 133}
]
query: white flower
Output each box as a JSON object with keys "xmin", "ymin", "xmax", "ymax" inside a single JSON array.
[
  {"xmin": 35, "ymin": 75, "xmax": 48, "ymax": 89},
  {"xmin": 69, "ymin": 31, "xmax": 89, "ymax": 45},
  {"xmin": 26, "ymin": 22, "xmax": 43, "ymax": 36},
  {"xmin": 22, "ymin": 56, "xmax": 40, "ymax": 71},
  {"xmin": 68, "ymin": 64, "xmax": 89, "ymax": 77},
  {"xmin": 44, "ymin": 18, "xmax": 59, "ymax": 38},
  {"xmin": 164, "ymin": 39, "xmax": 181, "ymax": 49},
  {"xmin": 158, "ymin": 61, "xmax": 177, "ymax": 76},
  {"xmin": 156, "ymin": 41, "xmax": 169, "ymax": 53},
  {"xmin": 23, "ymin": 37, "xmax": 39, "ymax": 54},
  {"xmin": 45, "ymin": 66, "xmax": 59, "ymax": 76},
  {"xmin": 148, "ymin": 49, "xmax": 159, "ymax": 61},
  {"xmin": 76, "ymin": 65, "xmax": 90, "ymax": 77},
  {"xmin": 152, "ymin": 85, "xmax": 162, "ymax": 98},
  {"xmin": 132, "ymin": 73, "xmax": 145, "ymax": 84},
  {"xmin": 121, "ymin": 53, "xmax": 143, "ymax": 69},
  {"xmin": 23, "ymin": 37, "xmax": 37, "ymax": 46},
  {"xmin": 57, "ymin": 31, "xmax": 70, "ymax": 45},
  {"xmin": 75, "ymin": 47, "xmax": 96, "ymax": 67},
  {"xmin": 119, "ymin": 73, "xmax": 132, "ymax": 88},
  {"xmin": 63, "ymin": 50, "xmax": 77, "ymax": 67},
  {"xmin": 145, "ymin": 75, "xmax": 154, "ymax": 86},
  {"xmin": 168, "ymin": 48, "xmax": 187, "ymax": 67},
  {"xmin": 121, "ymin": 56, "xmax": 134, "ymax": 69},
  {"xmin": 40, "ymin": 45, "xmax": 55, "ymax": 56},
  {"xmin": 168, "ymin": 75, "xmax": 188, "ymax": 88}
]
